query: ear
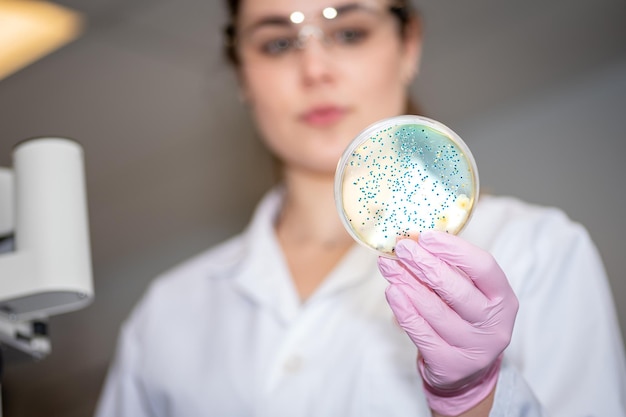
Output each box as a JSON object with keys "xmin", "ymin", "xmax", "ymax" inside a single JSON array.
[{"xmin": 400, "ymin": 14, "xmax": 423, "ymax": 86}]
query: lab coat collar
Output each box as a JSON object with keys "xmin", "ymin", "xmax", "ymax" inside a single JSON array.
[{"xmin": 231, "ymin": 187, "xmax": 378, "ymax": 325}]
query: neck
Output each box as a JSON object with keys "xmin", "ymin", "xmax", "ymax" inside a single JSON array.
[
  {"xmin": 276, "ymin": 166, "xmax": 355, "ymax": 302},
  {"xmin": 277, "ymin": 167, "xmax": 352, "ymax": 249}
]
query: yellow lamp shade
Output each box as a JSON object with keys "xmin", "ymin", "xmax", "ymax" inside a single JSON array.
[{"xmin": 0, "ymin": 1, "xmax": 83, "ymax": 80}]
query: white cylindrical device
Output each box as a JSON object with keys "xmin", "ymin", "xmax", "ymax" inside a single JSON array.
[
  {"xmin": 0, "ymin": 137, "xmax": 93, "ymax": 319},
  {"xmin": 0, "ymin": 167, "xmax": 13, "ymax": 237}
]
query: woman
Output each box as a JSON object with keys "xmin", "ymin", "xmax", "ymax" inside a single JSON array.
[{"xmin": 95, "ymin": 0, "xmax": 626, "ymax": 416}]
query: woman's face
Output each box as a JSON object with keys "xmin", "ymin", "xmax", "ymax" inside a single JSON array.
[{"xmin": 236, "ymin": 0, "xmax": 422, "ymax": 176}]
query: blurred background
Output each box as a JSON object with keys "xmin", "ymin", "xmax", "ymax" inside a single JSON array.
[{"xmin": 0, "ymin": 0, "xmax": 624, "ymax": 415}]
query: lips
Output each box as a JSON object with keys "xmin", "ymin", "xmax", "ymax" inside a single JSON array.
[{"xmin": 300, "ymin": 105, "xmax": 348, "ymax": 127}]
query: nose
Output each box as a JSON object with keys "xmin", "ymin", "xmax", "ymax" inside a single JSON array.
[{"xmin": 297, "ymin": 28, "xmax": 335, "ymax": 86}]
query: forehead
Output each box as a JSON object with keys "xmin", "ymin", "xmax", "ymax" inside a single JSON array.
[{"xmin": 238, "ymin": 0, "xmax": 382, "ymax": 21}]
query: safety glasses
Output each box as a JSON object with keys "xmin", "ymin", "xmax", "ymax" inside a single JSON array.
[{"xmin": 230, "ymin": 1, "xmax": 407, "ymax": 68}]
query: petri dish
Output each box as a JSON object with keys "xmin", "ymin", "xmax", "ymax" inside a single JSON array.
[{"xmin": 335, "ymin": 115, "xmax": 479, "ymax": 258}]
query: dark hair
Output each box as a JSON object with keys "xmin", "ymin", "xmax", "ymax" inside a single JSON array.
[{"xmin": 222, "ymin": 0, "xmax": 417, "ymax": 66}]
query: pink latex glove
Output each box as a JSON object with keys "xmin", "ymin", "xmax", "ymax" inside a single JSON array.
[{"xmin": 377, "ymin": 231, "xmax": 519, "ymax": 416}]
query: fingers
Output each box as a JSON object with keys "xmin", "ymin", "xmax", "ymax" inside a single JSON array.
[
  {"xmin": 416, "ymin": 231, "xmax": 513, "ymax": 300},
  {"xmin": 379, "ymin": 260, "xmax": 478, "ymax": 347},
  {"xmin": 387, "ymin": 241, "xmax": 492, "ymax": 324},
  {"xmin": 384, "ymin": 284, "xmax": 479, "ymax": 387},
  {"xmin": 384, "ymin": 284, "xmax": 447, "ymax": 352}
]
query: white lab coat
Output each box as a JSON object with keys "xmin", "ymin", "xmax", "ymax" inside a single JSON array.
[{"xmin": 95, "ymin": 188, "xmax": 626, "ymax": 417}]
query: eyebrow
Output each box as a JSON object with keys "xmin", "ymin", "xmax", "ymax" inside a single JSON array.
[{"xmin": 241, "ymin": 2, "xmax": 372, "ymax": 34}]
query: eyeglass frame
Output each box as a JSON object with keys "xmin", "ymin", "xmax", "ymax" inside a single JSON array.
[{"xmin": 222, "ymin": 1, "xmax": 413, "ymax": 65}]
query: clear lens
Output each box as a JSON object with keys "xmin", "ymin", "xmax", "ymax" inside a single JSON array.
[
  {"xmin": 335, "ymin": 115, "xmax": 480, "ymax": 258},
  {"xmin": 237, "ymin": 4, "xmax": 391, "ymax": 66}
]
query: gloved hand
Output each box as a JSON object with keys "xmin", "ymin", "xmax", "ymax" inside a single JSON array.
[{"xmin": 377, "ymin": 231, "xmax": 518, "ymax": 416}]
